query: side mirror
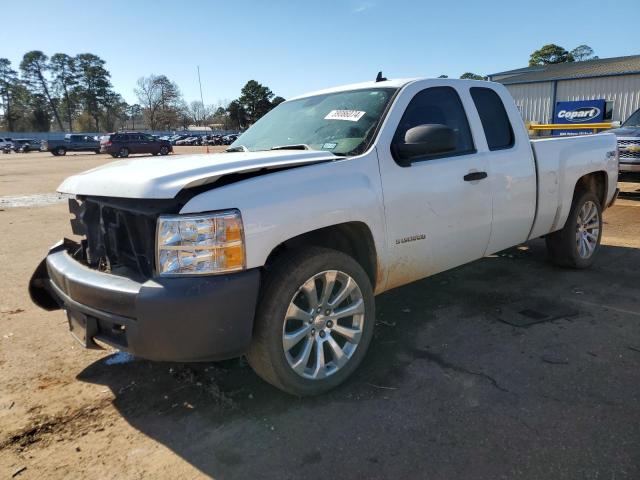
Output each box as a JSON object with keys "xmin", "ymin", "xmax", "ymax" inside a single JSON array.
[{"xmin": 394, "ymin": 124, "xmax": 456, "ymax": 165}]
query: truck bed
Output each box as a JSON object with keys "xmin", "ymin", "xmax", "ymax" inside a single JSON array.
[{"xmin": 528, "ymin": 133, "xmax": 618, "ymax": 239}]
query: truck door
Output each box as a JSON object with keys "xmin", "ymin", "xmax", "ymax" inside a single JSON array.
[
  {"xmin": 377, "ymin": 84, "xmax": 492, "ymax": 289},
  {"xmin": 468, "ymin": 86, "xmax": 537, "ymax": 254}
]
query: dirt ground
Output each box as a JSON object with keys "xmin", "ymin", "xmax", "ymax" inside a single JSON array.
[{"xmin": 1, "ymin": 149, "xmax": 639, "ymax": 479}]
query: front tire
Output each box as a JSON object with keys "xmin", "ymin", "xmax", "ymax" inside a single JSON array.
[
  {"xmin": 159, "ymin": 146, "xmax": 169, "ymax": 155},
  {"xmin": 546, "ymin": 191, "xmax": 602, "ymax": 268},
  {"xmin": 247, "ymin": 247, "xmax": 375, "ymax": 396}
]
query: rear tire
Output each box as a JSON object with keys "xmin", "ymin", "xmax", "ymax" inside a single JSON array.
[
  {"xmin": 546, "ymin": 191, "xmax": 602, "ymax": 269},
  {"xmin": 118, "ymin": 147, "xmax": 129, "ymax": 158},
  {"xmin": 247, "ymin": 247, "xmax": 375, "ymax": 396},
  {"xmin": 110, "ymin": 153, "xmax": 118, "ymax": 158},
  {"xmin": 56, "ymin": 147, "xmax": 66, "ymax": 156}
]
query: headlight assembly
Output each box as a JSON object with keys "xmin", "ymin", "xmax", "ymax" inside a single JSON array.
[{"xmin": 156, "ymin": 210, "xmax": 245, "ymax": 276}]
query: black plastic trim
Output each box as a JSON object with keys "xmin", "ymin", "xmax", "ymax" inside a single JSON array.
[{"xmin": 31, "ymin": 241, "xmax": 261, "ymax": 362}]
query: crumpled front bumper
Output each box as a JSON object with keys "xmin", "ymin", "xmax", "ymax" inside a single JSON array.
[{"xmin": 29, "ymin": 240, "xmax": 260, "ymax": 362}]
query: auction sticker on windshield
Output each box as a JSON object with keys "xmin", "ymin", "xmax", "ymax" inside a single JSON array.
[{"xmin": 324, "ymin": 110, "xmax": 366, "ymax": 122}]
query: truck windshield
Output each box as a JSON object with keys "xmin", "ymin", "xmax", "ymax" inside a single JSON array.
[
  {"xmin": 230, "ymin": 88, "xmax": 397, "ymax": 156},
  {"xmin": 623, "ymin": 109, "xmax": 640, "ymax": 127}
]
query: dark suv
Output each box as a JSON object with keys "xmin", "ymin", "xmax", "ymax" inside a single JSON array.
[{"xmin": 100, "ymin": 132, "xmax": 172, "ymax": 158}]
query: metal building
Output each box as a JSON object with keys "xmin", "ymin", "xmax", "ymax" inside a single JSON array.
[{"xmin": 488, "ymin": 55, "xmax": 640, "ymax": 124}]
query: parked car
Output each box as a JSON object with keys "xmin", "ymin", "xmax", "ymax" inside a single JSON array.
[
  {"xmin": 222, "ymin": 134, "xmax": 240, "ymax": 145},
  {"xmin": 100, "ymin": 132, "xmax": 172, "ymax": 158},
  {"xmin": 175, "ymin": 136, "xmax": 202, "ymax": 146},
  {"xmin": 43, "ymin": 134, "xmax": 101, "ymax": 156},
  {"xmin": 607, "ymin": 107, "xmax": 640, "ymax": 172},
  {"xmin": 29, "ymin": 78, "xmax": 618, "ymax": 396},
  {"xmin": 12, "ymin": 138, "xmax": 41, "ymax": 153},
  {"xmin": 204, "ymin": 135, "xmax": 224, "ymax": 146},
  {"xmin": 0, "ymin": 137, "xmax": 13, "ymax": 150},
  {"xmin": 170, "ymin": 135, "xmax": 190, "ymax": 145}
]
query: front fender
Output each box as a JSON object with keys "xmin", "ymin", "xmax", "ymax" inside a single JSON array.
[{"xmin": 180, "ymin": 153, "xmax": 388, "ymax": 288}]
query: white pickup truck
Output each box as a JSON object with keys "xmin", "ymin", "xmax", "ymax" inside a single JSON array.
[{"xmin": 29, "ymin": 78, "xmax": 618, "ymax": 396}]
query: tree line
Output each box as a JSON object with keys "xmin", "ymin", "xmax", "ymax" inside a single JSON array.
[
  {"xmin": 132, "ymin": 76, "xmax": 285, "ymax": 132},
  {"xmin": 0, "ymin": 44, "xmax": 600, "ymax": 132},
  {"xmin": 438, "ymin": 44, "xmax": 599, "ymax": 82},
  {"xmin": 0, "ymin": 50, "xmax": 285, "ymax": 133},
  {"xmin": 0, "ymin": 52, "xmax": 124, "ymax": 132}
]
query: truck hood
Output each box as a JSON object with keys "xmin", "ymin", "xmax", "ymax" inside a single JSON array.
[
  {"xmin": 607, "ymin": 127, "xmax": 640, "ymax": 137},
  {"xmin": 58, "ymin": 150, "xmax": 340, "ymax": 199}
]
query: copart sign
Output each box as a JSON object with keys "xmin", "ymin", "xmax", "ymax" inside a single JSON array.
[{"xmin": 553, "ymin": 99, "xmax": 606, "ymax": 136}]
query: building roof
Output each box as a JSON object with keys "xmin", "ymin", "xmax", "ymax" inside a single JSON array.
[{"xmin": 489, "ymin": 55, "xmax": 640, "ymax": 85}]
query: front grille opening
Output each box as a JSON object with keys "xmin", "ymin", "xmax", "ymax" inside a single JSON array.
[{"xmin": 70, "ymin": 196, "xmax": 184, "ymax": 279}]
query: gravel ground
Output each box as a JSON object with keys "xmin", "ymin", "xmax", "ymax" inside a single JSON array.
[{"xmin": 1, "ymin": 149, "xmax": 639, "ymax": 479}]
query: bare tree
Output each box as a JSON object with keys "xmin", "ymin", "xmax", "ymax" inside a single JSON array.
[
  {"xmin": 135, "ymin": 75, "xmax": 183, "ymax": 130},
  {"xmin": 135, "ymin": 76, "xmax": 161, "ymax": 130}
]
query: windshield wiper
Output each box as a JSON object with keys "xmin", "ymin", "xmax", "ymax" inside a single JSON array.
[
  {"xmin": 270, "ymin": 144, "xmax": 310, "ymax": 151},
  {"xmin": 225, "ymin": 145, "xmax": 249, "ymax": 152}
]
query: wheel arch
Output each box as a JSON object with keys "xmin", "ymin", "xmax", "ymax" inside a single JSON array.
[
  {"xmin": 263, "ymin": 221, "xmax": 379, "ymax": 291},
  {"xmin": 573, "ymin": 170, "xmax": 607, "ymax": 208}
]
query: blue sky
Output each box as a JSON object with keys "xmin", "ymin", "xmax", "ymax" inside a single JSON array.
[{"xmin": 2, "ymin": 0, "xmax": 638, "ymax": 106}]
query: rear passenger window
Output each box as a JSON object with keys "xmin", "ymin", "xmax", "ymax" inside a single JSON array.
[
  {"xmin": 470, "ymin": 87, "xmax": 514, "ymax": 150},
  {"xmin": 393, "ymin": 86, "xmax": 475, "ymax": 163}
]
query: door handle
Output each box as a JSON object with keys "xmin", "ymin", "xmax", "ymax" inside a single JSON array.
[{"xmin": 463, "ymin": 171, "xmax": 487, "ymax": 182}]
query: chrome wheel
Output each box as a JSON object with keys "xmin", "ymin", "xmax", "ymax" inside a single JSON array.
[
  {"xmin": 576, "ymin": 200, "xmax": 600, "ymax": 259},
  {"xmin": 282, "ymin": 270, "xmax": 365, "ymax": 380}
]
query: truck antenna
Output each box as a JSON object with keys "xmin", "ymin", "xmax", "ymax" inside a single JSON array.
[{"xmin": 375, "ymin": 71, "xmax": 387, "ymax": 82}]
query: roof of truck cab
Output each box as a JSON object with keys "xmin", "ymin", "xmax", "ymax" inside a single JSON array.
[{"xmin": 287, "ymin": 78, "xmax": 418, "ymax": 101}]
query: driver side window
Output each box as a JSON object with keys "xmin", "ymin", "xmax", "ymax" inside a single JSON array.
[{"xmin": 392, "ymin": 86, "xmax": 475, "ymax": 164}]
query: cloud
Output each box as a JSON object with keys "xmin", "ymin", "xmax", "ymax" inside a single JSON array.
[{"xmin": 353, "ymin": 1, "xmax": 374, "ymax": 13}]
